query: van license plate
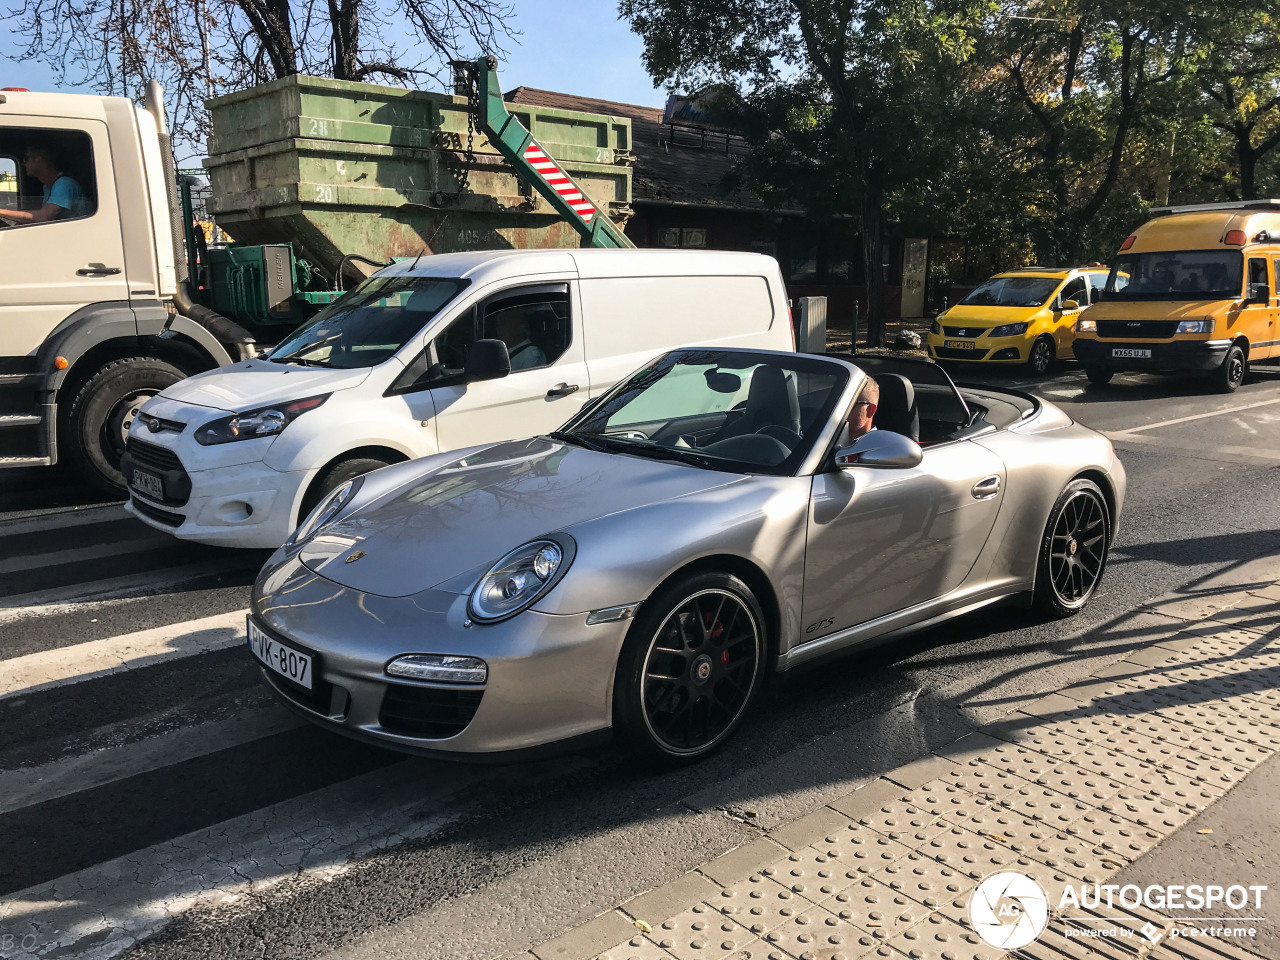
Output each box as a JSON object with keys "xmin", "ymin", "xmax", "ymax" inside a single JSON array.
[
  {"xmin": 248, "ymin": 618, "xmax": 313, "ymax": 690},
  {"xmin": 1111, "ymin": 348, "xmax": 1152, "ymax": 359},
  {"xmin": 943, "ymin": 340, "xmax": 977, "ymax": 350},
  {"xmin": 130, "ymin": 467, "xmax": 164, "ymax": 501}
]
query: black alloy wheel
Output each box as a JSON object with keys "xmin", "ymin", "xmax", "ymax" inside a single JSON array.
[
  {"xmin": 615, "ymin": 572, "xmax": 765, "ymax": 763},
  {"xmin": 1027, "ymin": 336, "xmax": 1055, "ymax": 376},
  {"xmin": 1034, "ymin": 478, "xmax": 1110, "ymax": 618}
]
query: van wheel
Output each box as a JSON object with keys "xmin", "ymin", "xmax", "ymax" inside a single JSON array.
[
  {"xmin": 63, "ymin": 357, "xmax": 186, "ymax": 495},
  {"xmin": 1214, "ymin": 344, "xmax": 1247, "ymax": 393},
  {"xmin": 1026, "ymin": 336, "xmax": 1055, "ymax": 376},
  {"xmin": 1084, "ymin": 366, "xmax": 1113, "ymax": 385},
  {"xmin": 299, "ymin": 454, "xmax": 399, "ymax": 520},
  {"xmin": 614, "ymin": 571, "xmax": 766, "ymax": 765}
]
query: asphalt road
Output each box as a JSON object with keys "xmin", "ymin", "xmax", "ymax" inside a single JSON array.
[{"xmin": 1, "ymin": 362, "xmax": 1278, "ymax": 960}]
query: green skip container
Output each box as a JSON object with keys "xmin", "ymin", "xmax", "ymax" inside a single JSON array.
[{"xmin": 204, "ymin": 75, "xmax": 634, "ymax": 280}]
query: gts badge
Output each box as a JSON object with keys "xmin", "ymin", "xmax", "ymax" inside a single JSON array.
[{"xmin": 805, "ymin": 618, "xmax": 835, "ymax": 635}]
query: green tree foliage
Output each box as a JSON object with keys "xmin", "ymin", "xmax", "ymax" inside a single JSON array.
[{"xmin": 621, "ymin": 0, "xmax": 993, "ymax": 344}]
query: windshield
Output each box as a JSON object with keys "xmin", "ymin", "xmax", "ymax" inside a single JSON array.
[
  {"xmin": 559, "ymin": 349, "xmax": 848, "ymax": 476},
  {"xmin": 268, "ymin": 276, "xmax": 467, "ymax": 368},
  {"xmin": 1102, "ymin": 251, "xmax": 1242, "ymax": 300},
  {"xmin": 961, "ymin": 276, "xmax": 1060, "ymax": 308}
]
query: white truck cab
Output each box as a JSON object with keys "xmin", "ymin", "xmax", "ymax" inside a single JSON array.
[
  {"xmin": 0, "ymin": 84, "xmax": 251, "ymax": 491},
  {"xmin": 123, "ymin": 248, "xmax": 793, "ymax": 548}
]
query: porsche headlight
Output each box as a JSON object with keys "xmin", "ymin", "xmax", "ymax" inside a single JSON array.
[
  {"xmin": 469, "ymin": 536, "xmax": 575, "ymax": 623},
  {"xmin": 990, "ymin": 322, "xmax": 1029, "ymax": 337},
  {"xmin": 288, "ymin": 476, "xmax": 362, "ymax": 546},
  {"xmin": 195, "ymin": 394, "xmax": 329, "ymax": 445}
]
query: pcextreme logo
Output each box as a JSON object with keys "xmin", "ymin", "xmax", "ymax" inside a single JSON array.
[{"xmin": 969, "ymin": 872, "xmax": 1050, "ymax": 949}]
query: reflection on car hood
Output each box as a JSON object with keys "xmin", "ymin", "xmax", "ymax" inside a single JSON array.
[
  {"xmin": 159, "ymin": 358, "xmax": 372, "ymax": 412},
  {"xmin": 299, "ymin": 438, "xmax": 743, "ymax": 598}
]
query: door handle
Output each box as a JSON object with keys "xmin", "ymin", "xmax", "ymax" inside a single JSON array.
[
  {"xmin": 77, "ymin": 264, "xmax": 122, "ymax": 277},
  {"xmin": 546, "ymin": 383, "xmax": 580, "ymax": 398},
  {"xmin": 971, "ymin": 475, "xmax": 1001, "ymax": 500}
]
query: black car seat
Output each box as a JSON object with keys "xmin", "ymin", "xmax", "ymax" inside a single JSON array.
[
  {"xmin": 872, "ymin": 374, "xmax": 919, "ymax": 442},
  {"xmin": 714, "ymin": 365, "xmax": 802, "ymax": 442}
]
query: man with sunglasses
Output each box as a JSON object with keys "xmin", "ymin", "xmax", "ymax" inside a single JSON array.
[{"xmin": 846, "ymin": 377, "xmax": 879, "ymax": 441}]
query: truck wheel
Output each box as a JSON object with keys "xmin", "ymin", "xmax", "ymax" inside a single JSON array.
[
  {"xmin": 1213, "ymin": 344, "xmax": 1247, "ymax": 393},
  {"xmin": 63, "ymin": 357, "xmax": 186, "ymax": 495},
  {"xmin": 298, "ymin": 454, "xmax": 399, "ymax": 521},
  {"xmin": 1026, "ymin": 336, "xmax": 1055, "ymax": 376},
  {"xmin": 1084, "ymin": 366, "xmax": 1113, "ymax": 385}
]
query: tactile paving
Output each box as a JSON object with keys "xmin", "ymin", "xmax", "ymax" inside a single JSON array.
[
  {"xmin": 985, "ymin": 720, "xmax": 1091, "ymax": 761},
  {"xmin": 758, "ymin": 902, "xmax": 870, "ymax": 960},
  {"xmin": 915, "ymin": 824, "xmax": 1032, "ymax": 880},
  {"xmin": 1029, "ymin": 761, "xmax": 1124, "ymax": 807},
  {"xmin": 884, "ymin": 911, "xmax": 1001, "ymax": 960},
  {"xmin": 706, "ymin": 874, "xmax": 808, "ymax": 937},
  {"xmin": 1066, "ymin": 811, "xmax": 1164, "ymax": 865},
  {"xmin": 933, "ymin": 759, "xmax": 1035, "ymax": 799},
  {"xmin": 763, "ymin": 849, "xmax": 852, "ymax": 904},
  {"xmin": 995, "ymin": 782, "xmax": 1092, "ymax": 831},
  {"xmin": 908, "ymin": 779, "xmax": 1003, "ymax": 822},
  {"xmin": 821, "ymin": 878, "xmax": 931, "ymax": 944},
  {"xmin": 872, "ymin": 851, "xmax": 975, "ymax": 908},
  {"xmin": 945, "ymin": 805, "xmax": 1049, "ymax": 854},
  {"xmin": 853, "ymin": 796, "xmax": 952, "ymax": 846},
  {"xmin": 1097, "ymin": 788, "xmax": 1200, "ymax": 832},
  {"xmin": 647, "ymin": 902, "xmax": 754, "ymax": 960},
  {"xmin": 950, "ymin": 739, "xmax": 1065, "ymax": 782},
  {"xmin": 596, "ymin": 936, "xmax": 681, "ymax": 960},
  {"xmin": 812, "ymin": 823, "xmax": 918, "ymax": 879}
]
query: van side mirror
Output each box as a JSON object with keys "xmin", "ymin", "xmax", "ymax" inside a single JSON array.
[
  {"xmin": 1060, "ymin": 299, "xmax": 1080, "ymax": 311},
  {"xmin": 464, "ymin": 339, "xmax": 511, "ymax": 382},
  {"xmin": 835, "ymin": 431, "xmax": 923, "ymax": 469},
  {"xmin": 1247, "ymin": 283, "xmax": 1271, "ymax": 306}
]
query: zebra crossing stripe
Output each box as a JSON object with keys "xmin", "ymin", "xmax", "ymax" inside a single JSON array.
[
  {"xmin": 0, "ymin": 608, "xmax": 248, "ymax": 699},
  {"xmin": 522, "ymin": 143, "xmax": 596, "ymax": 223}
]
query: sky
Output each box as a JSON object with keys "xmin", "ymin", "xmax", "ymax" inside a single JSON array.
[{"xmin": 0, "ymin": 0, "xmax": 667, "ymax": 110}]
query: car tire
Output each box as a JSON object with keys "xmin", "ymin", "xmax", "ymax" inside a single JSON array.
[
  {"xmin": 1084, "ymin": 366, "xmax": 1113, "ymax": 385},
  {"xmin": 299, "ymin": 454, "xmax": 399, "ymax": 520},
  {"xmin": 614, "ymin": 570, "xmax": 766, "ymax": 765},
  {"xmin": 1213, "ymin": 344, "xmax": 1247, "ymax": 394},
  {"xmin": 1026, "ymin": 336, "xmax": 1055, "ymax": 376},
  {"xmin": 63, "ymin": 357, "xmax": 187, "ymax": 495},
  {"xmin": 1033, "ymin": 478, "xmax": 1111, "ymax": 619}
]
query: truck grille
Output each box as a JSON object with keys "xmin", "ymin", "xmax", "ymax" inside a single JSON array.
[
  {"xmin": 1097, "ymin": 320, "xmax": 1180, "ymax": 339},
  {"xmin": 379, "ymin": 684, "xmax": 483, "ymax": 739}
]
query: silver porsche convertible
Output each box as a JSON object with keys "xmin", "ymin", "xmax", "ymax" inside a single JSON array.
[{"xmin": 249, "ymin": 348, "xmax": 1125, "ymax": 762}]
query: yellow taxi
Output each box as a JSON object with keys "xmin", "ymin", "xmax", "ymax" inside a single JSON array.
[
  {"xmin": 926, "ymin": 266, "xmax": 1110, "ymax": 375},
  {"xmin": 1073, "ymin": 202, "xmax": 1280, "ymax": 392}
]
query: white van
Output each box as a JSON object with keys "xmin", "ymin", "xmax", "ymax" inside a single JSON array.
[{"xmin": 123, "ymin": 248, "xmax": 795, "ymax": 548}]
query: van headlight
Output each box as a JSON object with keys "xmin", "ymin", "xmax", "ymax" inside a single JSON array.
[
  {"xmin": 1176, "ymin": 319, "xmax": 1214, "ymax": 334},
  {"xmin": 1075, "ymin": 318, "xmax": 1097, "ymax": 333},
  {"xmin": 469, "ymin": 535, "xmax": 576, "ymax": 623},
  {"xmin": 990, "ymin": 322, "xmax": 1028, "ymax": 337},
  {"xmin": 195, "ymin": 394, "xmax": 329, "ymax": 445},
  {"xmin": 288, "ymin": 476, "xmax": 362, "ymax": 546}
]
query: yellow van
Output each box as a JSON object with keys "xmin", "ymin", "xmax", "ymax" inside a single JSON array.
[
  {"xmin": 1074, "ymin": 202, "xmax": 1280, "ymax": 392},
  {"xmin": 926, "ymin": 266, "xmax": 1110, "ymax": 375}
]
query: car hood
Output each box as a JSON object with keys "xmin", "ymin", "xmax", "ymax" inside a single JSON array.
[
  {"xmin": 158, "ymin": 358, "xmax": 373, "ymax": 412},
  {"xmin": 940, "ymin": 304, "xmax": 1043, "ymax": 325},
  {"xmin": 298, "ymin": 438, "xmax": 745, "ymax": 597},
  {"xmin": 1081, "ymin": 300, "xmax": 1232, "ymax": 322}
]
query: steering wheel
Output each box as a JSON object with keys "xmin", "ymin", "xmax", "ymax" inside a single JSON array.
[{"xmin": 759, "ymin": 424, "xmax": 802, "ymax": 448}]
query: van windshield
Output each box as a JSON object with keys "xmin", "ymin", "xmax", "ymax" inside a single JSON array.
[
  {"xmin": 960, "ymin": 276, "xmax": 1060, "ymax": 308},
  {"xmin": 268, "ymin": 276, "xmax": 468, "ymax": 368},
  {"xmin": 1102, "ymin": 251, "xmax": 1242, "ymax": 300}
]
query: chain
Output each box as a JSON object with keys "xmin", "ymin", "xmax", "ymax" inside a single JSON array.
[{"xmin": 456, "ymin": 65, "xmax": 478, "ymax": 199}]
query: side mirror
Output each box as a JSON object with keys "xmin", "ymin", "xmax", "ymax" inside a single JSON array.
[
  {"xmin": 1060, "ymin": 299, "xmax": 1080, "ymax": 311},
  {"xmin": 1247, "ymin": 283, "xmax": 1271, "ymax": 306},
  {"xmin": 835, "ymin": 430, "xmax": 924, "ymax": 469},
  {"xmin": 464, "ymin": 338, "xmax": 511, "ymax": 382}
]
